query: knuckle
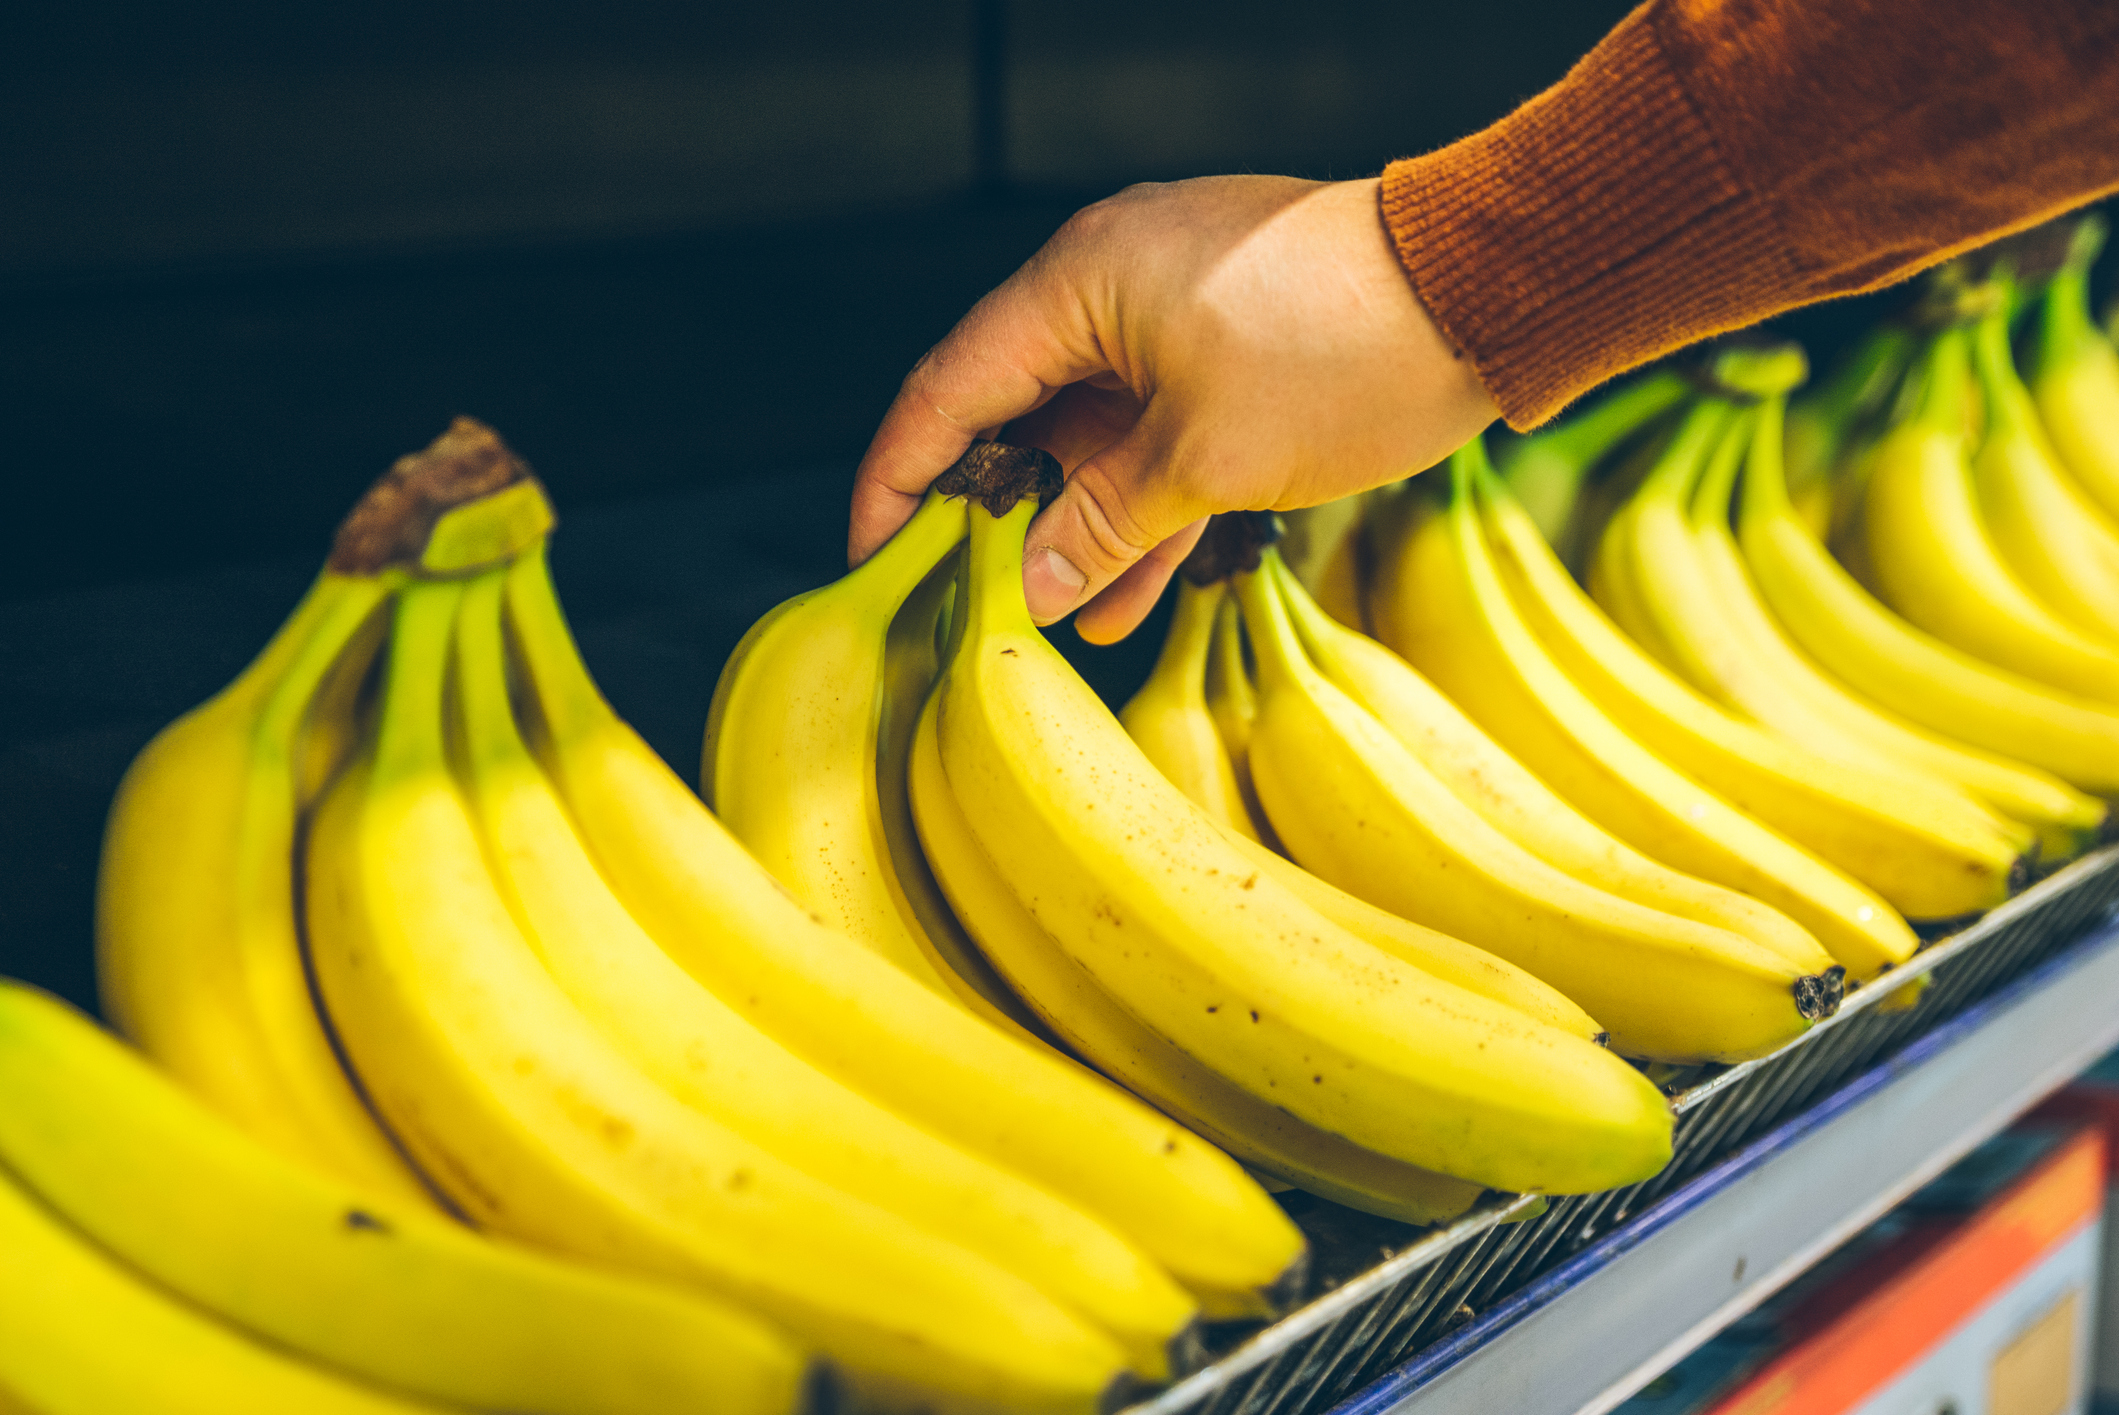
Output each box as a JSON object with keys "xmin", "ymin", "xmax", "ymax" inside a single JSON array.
[
  {"xmin": 1064, "ymin": 465, "xmax": 1156, "ymax": 571},
  {"xmin": 902, "ymin": 340, "xmax": 949, "ymax": 387}
]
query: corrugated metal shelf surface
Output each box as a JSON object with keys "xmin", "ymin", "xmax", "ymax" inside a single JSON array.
[{"xmin": 1124, "ymin": 846, "xmax": 2119, "ymax": 1415}]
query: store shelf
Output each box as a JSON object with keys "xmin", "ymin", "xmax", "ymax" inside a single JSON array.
[
  {"xmin": 1342, "ymin": 903, "xmax": 2119, "ymax": 1415},
  {"xmin": 1131, "ymin": 847, "xmax": 2119, "ymax": 1415}
]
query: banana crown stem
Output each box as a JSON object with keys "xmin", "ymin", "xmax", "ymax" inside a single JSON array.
[
  {"xmin": 1511, "ymin": 369, "xmax": 1691, "ymax": 477},
  {"xmin": 1741, "ymin": 395, "xmax": 1799, "ymax": 528},
  {"xmin": 1970, "ymin": 306, "xmax": 2040, "ymax": 445},
  {"xmin": 1146, "ymin": 579, "xmax": 1226, "ymax": 705},
  {"xmin": 962, "ymin": 498, "xmax": 1041, "ymax": 641},
  {"xmin": 1639, "ymin": 399, "xmax": 1733, "ymax": 510},
  {"xmin": 452, "ymin": 570, "xmax": 524, "ymax": 777},
  {"xmin": 503, "ymin": 543, "xmax": 613, "ymax": 751},
  {"xmin": 1702, "ymin": 344, "xmax": 1808, "ymax": 401},
  {"xmin": 1229, "ymin": 557, "xmax": 1314, "ymax": 695},
  {"xmin": 2035, "ymin": 246, "xmax": 2103, "ymax": 379},
  {"xmin": 251, "ymin": 575, "xmax": 392, "ymax": 754},
  {"xmin": 1805, "ymin": 325, "xmax": 1915, "ymax": 439},
  {"xmin": 1690, "ymin": 406, "xmax": 1758, "ymax": 528},
  {"xmin": 1903, "ymin": 327, "xmax": 1973, "ymax": 437},
  {"xmin": 375, "ymin": 579, "xmax": 468, "ymax": 783},
  {"xmin": 856, "ymin": 491, "xmax": 972, "ymax": 617},
  {"xmin": 1446, "ymin": 435, "xmax": 1487, "ymax": 502}
]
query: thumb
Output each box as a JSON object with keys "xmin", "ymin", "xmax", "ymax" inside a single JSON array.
[{"xmin": 1021, "ymin": 428, "xmax": 1193, "ymax": 624}]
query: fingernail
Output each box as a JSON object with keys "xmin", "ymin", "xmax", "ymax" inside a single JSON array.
[{"xmin": 1023, "ymin": 546, "xmax": 1088, "ymax": 623}]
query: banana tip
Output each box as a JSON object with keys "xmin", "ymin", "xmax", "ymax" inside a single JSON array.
[
  {"xmin": 1097, "ymin": 1371, "xmax": 1145, "ymax": 1415},
  {"xmin": 1259, "ymin": 1246, "xmax": 1312, "ymax": 1319},
  {"xmin": 1165, "ymin": 1316, "xmax": 1212, "ymax": 1381},
  {"xmin": 1792, "ymin": 965, "xmax": 1846, "ymax": 1022},
  {"xmin": 797, "ymin": 1359, "xmax": 844, "ymax": 1415}
]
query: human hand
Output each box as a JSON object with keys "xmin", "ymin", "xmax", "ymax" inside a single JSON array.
[{"xmin": 847, "ymin": 174, "xmax": 1499, "ymax": 643}]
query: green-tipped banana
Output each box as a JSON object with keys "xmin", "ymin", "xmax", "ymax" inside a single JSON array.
[
  {"xmin": 1605, "ymin": 398, "xmax": 2101, "ymax": 857},
  {"xmin": 1123, "ymin": 578, "xmax": 1266, "ymax": 841},
  {"xmin": 1784, "ymin": 326, "xmax": 1913, "ymax": 537},
  {"xmin": 1864, "ymin": 327, "xmax": 2119, "ymax": 703},
  {"xmin": 1374, "ymin": 439, "xmax": 1908, "ymax": 984},
  {"xmin": 2030, "ymin": 217, "xmax": 2119, "ymax": 526},
  {"xmin": 1971, "ymin": 290, "xmax": 2119, "ymax": 643},
  {"xmin": 1497, "ymin": 369, "xmax": 1689, "ymax": 551},
  {"xmin": 1475, "ymin": 441, "xmax": 2023, "ymax": 921}
]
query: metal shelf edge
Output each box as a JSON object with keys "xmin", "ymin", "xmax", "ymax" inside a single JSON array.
[{"xmin": 1327, "ymin": 911, "xmax": 2119, "ymax": 1415}]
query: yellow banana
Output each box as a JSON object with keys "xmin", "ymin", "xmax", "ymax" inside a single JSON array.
[
  {"xmin": 875, "ymin": 543, "xmax": 1055, "ymax": 1031},
  {"xmin": 1585, "ymin": 483, "xmax": 1682, "ymax": 672},
  {"xmin": 2030, "ymin": 218, "xmax": 2119, "ymax": 525},
  {"xmin": 1742, "ymin": 379, "xmax": 2119, "ymax": 801},
  {"xmin": 1204, "ymin": 593, "xmax": 1279, "ymax": 843},
  {"xmin": 1864, "ymin": 327, "xmax": 2119, "ymax": 702},
  {"xmin": 1272, "ymin": 550, "xmax": 1832, "ymax": 970},
  {"xmin": 1123, "ymin": 578, "xmax": 1266, "ymax": 840},
  {"xmin": 0, "ymin": 1156, "xmax": 452, "ymax": 1415},
  {"xmin": 1971, "ymin": 298, "xmax": 2119, "ymax": 641},
  {"xmin": 1222, "ymin": 824, "xmax": 1602, "ymax": 1039},
  {"xmin": 94, "ymin": 423, "xmax": 560, "ymax": 1203},
  {"xmin": 910, "ymin": 690, "xmax": 1489, "ymax": 1225},
  {"xmin": 452, "ymin": 570, "xmax": 1197, "ymax": 1380},
  {"xmin": 1608, "ymin": 398, "xmax": 2101, "ymax": 856},
  {"xmin": 0, "ymin": 980, "xmax": 816, "ymax": 1415},
  {"xmin": 1122, "ymin": 549, "xmax": 1606, "ymax": 1039},
  {"xmin": 309, "ymin": 575, "xmax": 1128, "ymax": 1413},
  {"xmin": 1127, "ymin": 546, "xmax": 1600, "ymax": 1038},
  {"xmin": 94, "ymin": 568, "xmax": 422, "ymax": 1200},
  {"xmin": 501, "ymin": 542, "xmax": 1307, "ymax": 1319},
  {"xmin": 705, "ymin": 491, "xmax": 1025, "ymax": 1021},
  {"xmin": 1374, "ymin": 440, "xmax": 1908, "ymax": 982},
  {"xmin": 1245, "ymin": 555, "xmax": 1832, "ymax": 1061},
  {"xmin": 1481, "ymin": 455, "xmax": 2023, "ymax": 920},
  {"xmin": 937, "ymin": 490, "xmax": 1673, "ymax": 1183},
  {"xmin": 1715, "ymin": 408, "xmax": 2107, "ymax": 857}
]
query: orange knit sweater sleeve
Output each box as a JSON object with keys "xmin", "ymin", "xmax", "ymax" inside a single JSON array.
[{"xmin": 1382, "ymin": 0, "xmax": 2119, "ymax": 428}]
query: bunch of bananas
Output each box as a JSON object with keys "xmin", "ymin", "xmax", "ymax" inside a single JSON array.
[
  {"xmin": 64, "ymin": 421, "xmax": 1325, "ymax": 1415},
  {"xmin": 50, "ymin": 211, "xmax": 2111, "ymax": 1411},
  {"xmin": 709, "ymin": 443, "xmax": 1672, "ymax": 1225},
  {"xmin": 1195, "ymin": 214, "xmax": 2119, "ymax": 1104},
  {"xmin": 1584, "ymin": 226, "xmax": 2119, "ymax": 873},
  {"xmin": 36, "ymin": 423, "xmax": 817, "ymax": 1414}
]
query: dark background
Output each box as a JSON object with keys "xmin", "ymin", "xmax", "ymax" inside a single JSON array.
[{"xmin": 2, "ymin": 0, "xmax": 2107, "ymax": 1012}]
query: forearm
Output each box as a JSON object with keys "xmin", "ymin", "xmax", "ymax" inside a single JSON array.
[{"xmin": 1385, "ymin": 0, "xmax": 2119, "ymax": 428}]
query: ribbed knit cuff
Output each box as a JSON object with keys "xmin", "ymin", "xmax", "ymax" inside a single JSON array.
[{"xmin": 1381, "ymin": 5, "xmax": 1800, "ymax": 429}]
